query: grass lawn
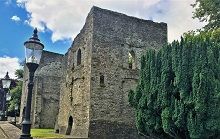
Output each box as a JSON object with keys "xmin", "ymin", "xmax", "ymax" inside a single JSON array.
[{"xmin": 31, "ymin": 129, "xmax": 66, "ymax": 138}]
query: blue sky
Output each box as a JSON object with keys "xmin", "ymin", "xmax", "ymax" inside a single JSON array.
[
  {"xmin": 0, "ymin": 0, "xmax": 71, "ymax": 59},
  {"xmin": 0, "ymin": 0, "xmax": 71, "ymax": 78},
  {"xmin": 0, "ymin": 0, "xmax": 205, "ymax": 78}
]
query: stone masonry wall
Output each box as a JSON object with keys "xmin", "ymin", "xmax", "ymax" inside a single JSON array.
[
  {"xmin": 55, "ymin": 6, "xmax": 167, "ymax": 139},
  {"xmin": 88, "ymin": 7, "xmax": 167, "ymax": 138},
  {"xmin": 19, "ymin": 61, "xmax": 29, "ymax": 124},
  {"xmin": 56, "ymin": 10, "xmax": 93, "ymax": 138},
  {"xmin": 15, "ymin": 6, "xmax": 169, "ymax": 138},
  {"xmin": 20, "ymin": 51, "xmax": 63, "ymax": 128}
]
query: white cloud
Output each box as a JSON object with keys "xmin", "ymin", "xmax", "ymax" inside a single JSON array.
[
  {"xmin": 17, "ymin": 0, "xmax": 206, "ymax": 42},
  {"xmin": 0, "ymin": 57, "xmax": 21, "ymax": 79},
  {"xmin": 149, "ymin": 0, "xmax": 206, "ymax": 41},
  {"xmin": 24, "ymin": 20, "xmax": 29, "ymax": 25},
  {"xmin": 16, "ymin": 0, "xmax": 28, "ymax": 7},
  {"xmin": 11, "ymin": 15, "xmax": 21, "ymax": 22}
]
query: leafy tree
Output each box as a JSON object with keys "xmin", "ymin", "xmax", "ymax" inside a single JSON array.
[
  {"xmin": 192, "ymin": 0, "xmax": 220, "ymax": 30},
  {"xmin": 129, "ymin": 36, "xmax": 220, "ymax": 139},
  {"xmin": 8, "ymin": 68, "xmax": 23, "ymax": 113},
  {"xmin": 8, "ymin": 81, "xmax": 22, "ymax": 111},
  {"xmin": 15, "ymin": 69, "xmax": 24, "ymax": 79}
]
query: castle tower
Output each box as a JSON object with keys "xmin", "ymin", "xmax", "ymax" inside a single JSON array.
[{"xmin": 56, "ymin": 6, "xmax": 167, "ymax": 138}]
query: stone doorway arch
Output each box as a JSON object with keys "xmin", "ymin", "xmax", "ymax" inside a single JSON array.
[{"xmin": 66, "ymin": 116, "xmax": 73, "ymax": 135}]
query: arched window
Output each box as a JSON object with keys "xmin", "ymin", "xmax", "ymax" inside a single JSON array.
[
  {"xmin": 128, "ymin": 50, "xmax": 136, "ymax": 69},
  {"xmin": 100, "ymin": 75, "xmax": 105, "ymax": 87},
  {"xmin": 77, "ymin": 49, "xmax": 81, "ymax": 66}
]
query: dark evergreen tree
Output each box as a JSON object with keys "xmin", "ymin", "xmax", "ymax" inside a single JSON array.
[{"xmin": 129, "ymin": 35, "xmax": 220, "ymax": 139}]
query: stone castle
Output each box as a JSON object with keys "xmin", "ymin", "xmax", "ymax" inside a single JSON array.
[{"xmin": 20, "ymin": 6, "xmax": 167, "ymax": 138}]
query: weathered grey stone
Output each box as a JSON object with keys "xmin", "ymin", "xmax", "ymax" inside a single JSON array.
[
  {"xmin": 56, "ymin": 6, "xmax": 167, "ymax": 139},
  {"xmin": 20, "ymin": 6, "xmax": 167, "ymax": 138},
  {"xmin": 20, "ymin": 51, "xmax": 64, "ymax": 128}
]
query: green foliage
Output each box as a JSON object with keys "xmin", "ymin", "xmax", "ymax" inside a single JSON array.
[
  {"xmin": 15, "ymin": 69, "xmax": 24, "ymax": 79},
  {"xmin": 192, "ymin": 0, "xmax": 220, "ymax": 30},
  {"xmin": 128, "ymin": 90, "xmax": 135, "ymax": 107},
  {"xmin": 183, "ymin": 28, "xmax": 220, "ymax": 43},
  {"xmin": 8, "ymin": 81, "xmax": 22, "ymax": 111},
  {"xmin": 8, "ymin": 68, "xmax": 23, "ymax": 112},
  {"xmin": 129, "ymin": 35, "xmax": 220, "ymax": 138}
]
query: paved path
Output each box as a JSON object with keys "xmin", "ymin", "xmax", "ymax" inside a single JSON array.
[
  {"xmin": 0, "ymin": 125, "xmax": 8, "ymax": 139},
  {"xmin": 0, "ymin": 121, "xmax": 21, "ymax": 139}
]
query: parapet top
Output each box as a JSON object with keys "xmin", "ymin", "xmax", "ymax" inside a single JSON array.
[{"xmin": 89, "ymin": 6, "xmax": 167, "ymax": 27}]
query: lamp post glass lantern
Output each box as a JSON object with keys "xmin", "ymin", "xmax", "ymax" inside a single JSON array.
[
  {"xmin": 20, "ymin": 28, "xmax": 44, "ymax": 139},
  {"xmin": 5, "ymin": 92, "xmax": 11, "ymax": 119},
  {"xmin": 2, "ymin": 72, "xmax": 11, "ymax": 89},
  {"xmin": 2, "ymin": 72, "xmax": 11, "ymax": 121},
  {"xmin": 25, "ymin": 28, "xmax": 44, "ymax": 65}
]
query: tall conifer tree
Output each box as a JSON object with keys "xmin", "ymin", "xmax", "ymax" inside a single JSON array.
[{"xmin": 129, "ymin": 35, "xmax": 220, "ymax": 138}]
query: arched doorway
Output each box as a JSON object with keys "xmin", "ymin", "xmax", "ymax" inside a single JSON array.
[{"xmin": 66, "ymin": 116, "xmax": 73, "ymax": 135}]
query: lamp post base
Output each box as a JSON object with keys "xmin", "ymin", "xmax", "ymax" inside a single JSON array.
[
  {"xmin": 2, "ymin": 117, "xmax": 7, "ymax": 121},
  {"xmin": 20, "ymin": 136, "xmax": 33, "ymax": 139},
  {"xmin": 20, "ymin": 120, "xmax": 32, "ymax": 139}
]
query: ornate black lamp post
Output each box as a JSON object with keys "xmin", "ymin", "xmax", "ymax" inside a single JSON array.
[
  {"xmin": 5, "ymin": 92, "xmax": 11, "ymax": 120},
  {"xmin": 20, "ymin": 28, "xmax": 44, "ymax": 139},
  {"xmin": 2, "ymin": 72, "xmax": 11, "ymax": 121},
  {"xmin": 14, "ymin": 104, "xmax": 19, "ymax": 125}
]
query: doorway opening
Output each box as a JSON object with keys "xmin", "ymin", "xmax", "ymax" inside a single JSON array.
[{"xmin": 66, "ymin": 116, "xmax": 73, "ymax": 135}]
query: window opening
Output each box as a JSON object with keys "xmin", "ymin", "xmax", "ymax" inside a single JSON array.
[
  {"xmin": 100, "ymin": 75, "xmax": 105, "ymax": 87},
  {"xmin": 128, "ymin": 51, "xmax": 135, "ymax": 69},
  {"xmin": 77, "ymin": 49, "xmax": 81, "ymax": 66}
]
